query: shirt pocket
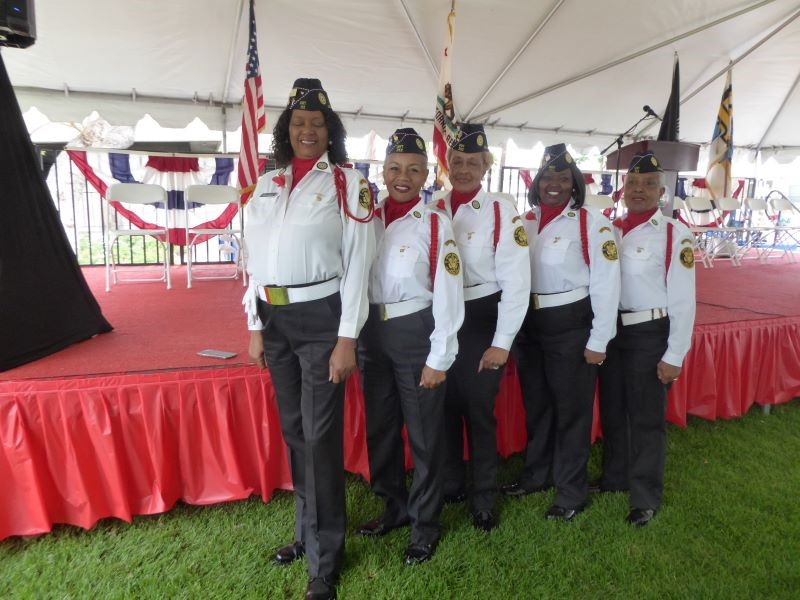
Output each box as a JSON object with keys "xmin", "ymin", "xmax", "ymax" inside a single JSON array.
[
  {"xmin": 622, "ymin": 245, "xmax": 654, "ymax": 275},
  {"xmin": 457, "ymin": 229, "xmax": 492, "ymax": 260},
  {"xmin": 539, "ymin": 235, "xmax": 572, "ymax": 265},
  {"xmin": 386, "ymin": 245, "xmax": 420, "ymax": 279},
  {"xmin": 287, "ymin": 191, "xmax": 337, "ymax": 225}
]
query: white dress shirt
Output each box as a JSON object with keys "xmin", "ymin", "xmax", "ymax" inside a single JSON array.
[
  {"xmin": 523, "ymin": 203, "xmax": 621, "ymax": 353},
  {"xmin": 370, "ymin": 198, "xmax": 465, "ymax": 371},
  {"xmin": 614, "ymin": 211, "xmax": 696, "ymax": 366},
  {"xmin": 444, "ymin": 190, "xmax": 531, "ymax": 351},
  {"xmin": 243, "ymin": 152, "xmax": 376, "ymax": 338}
]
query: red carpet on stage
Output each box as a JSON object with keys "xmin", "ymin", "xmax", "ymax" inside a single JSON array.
[{"xmin": 3, "ymin": 263, "xmax": 800, "ymax": 540}]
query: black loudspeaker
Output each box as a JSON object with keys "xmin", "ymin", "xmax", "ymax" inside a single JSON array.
[{"xmin": 0, "ymin": 0, "xmax": 36, "ymax": 48}]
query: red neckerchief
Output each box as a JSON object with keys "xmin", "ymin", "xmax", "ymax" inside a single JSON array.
[
  {"xmin": 450, "ymin": 186, "xmax": 481, "ymax": 216},
  {"xmin": 290, "ymin": 156, "xmax": 321, "ymax": 191},
  {"xmin": 614, "ymin": 208, "xmax": 658, "ymax": 237},
  {"xmin": 538, "ymin": 201, "xmax": 569, "ymax": 233},
  {"xmin": 384, "ymin": 196, "xmax": 420, "ymax": 227}
]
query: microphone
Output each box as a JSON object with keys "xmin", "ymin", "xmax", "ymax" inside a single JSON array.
[{"xmin": 643, "ymin": 105, "xmax": 662, "ymax": 120}]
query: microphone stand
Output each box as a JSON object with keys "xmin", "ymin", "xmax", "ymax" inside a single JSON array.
[{"xmin": 600, "ymin": 113, "xmax": 656, "ymax": 218}]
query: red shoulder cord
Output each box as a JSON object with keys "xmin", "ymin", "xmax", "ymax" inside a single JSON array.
[
  {"xmin": 665, "ymin": 221, "xmax": 673, "ymax": 282},
  {"xmin": 333, "ymin": 167, "xmax": 374, "ymax": 223},
  {"xmin": 493, "ymin": 201, "xmax": 501, "ymax": 250},
  {"xmin": 579, "ymin": 208, "xmax": 590, "ymax": 266},
  {"xmin": 430, "ymin": 212, "xmax": 439, "ymax": 287}
]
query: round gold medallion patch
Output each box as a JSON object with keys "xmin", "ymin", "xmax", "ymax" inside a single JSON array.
[
  {"xmin": 316, "ymin": 161, "xmax": 328, "ymax": 170},
  {"xmin": 318, "ymin": 92, "xmax": 327, "ymax": 105},
  {"xmin": 416, "ymin": 138, "xmax": 425, "ymax": 150},
  {"xmin": 471, "ymin": 200, "xmax": 481, "ymax": 209},
  {"xmin": 359, "ymin": 185, "xmax": 371, "ymax": 210},
  {"xmin": 602, "ymin": 240, "xmax": 619, "ymax": 261},
  {"xmin": 513, "ymin": 226, "xmax": 528, "ymax": 247},
  {"xmin": 680, "ymin": 247, "xmax": 695, "ymax": 268},
  {"xmin": 444, "ymin": 252, "xmax": 461, "ymax": 276}
]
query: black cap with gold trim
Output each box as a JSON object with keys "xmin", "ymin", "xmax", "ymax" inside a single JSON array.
[
  {"xmin": 386, "ymin": 128, "xmax": 427, "ymax": 157},
  {"xmin": 539, "ymin": 143, "xmax": 575, "ymax": 172},
  {"xmin": 287, "ymin": 78, "xmax": 332, "ymax": 112},
  {"xmin": 627, "ymin": 151, "xmax": 663, "ymax": 173},
  {"xmin": 450, "ymin": 123, "xmax": 488, "ymax": 153}
]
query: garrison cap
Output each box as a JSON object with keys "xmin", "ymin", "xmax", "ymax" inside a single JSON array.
[
  {"xmin": 627, "ymin": 151, "xmax": 663, "ymax": 173},
  {"xmin": 386, "ymin": 127, "xmax": 427, "ymax": 157},
  {"xmin": 287, "ymin": 78, "xmax": 332, "ymax": 112},
  {"xmin": 450, "ymin": 123, "xmax": 488, "ymax": 153},
  {"xmin": 539, "ymin": 143, "xmax": 575, "ymax": 172}
]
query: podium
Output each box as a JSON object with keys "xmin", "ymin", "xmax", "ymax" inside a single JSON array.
[{"xmin": 606, "ymin": 141, "xmax": 700, "ymax": 214}]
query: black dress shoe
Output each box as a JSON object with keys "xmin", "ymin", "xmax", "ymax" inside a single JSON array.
[
  {"xmin": 626, "ymin": 508, "xmax": 656, "ymax": 527},
  {"xmin": 501, "ymin": 481, "xmax": 552, "ymax": 497},
  {"xmin": 544, "ymin": 505, "xmax": 585, "ymax": 522},
  {"xmin": 472, "ymin": 510, "xmax": 498, "ymax": 532},
  {"xmin": 443, "ymin": 491, "xmax": 467, "ymax": 504},
  {"xmin": 356, "ymin": 517, "xmax": 408, "ymax": 537},
  {"xmin": 404, "ymin": 542, "xmax": 437, "ymax": 565},
  {"xmin": 274, "ymin": 541, "xmax": 305, "ymax": 565},
  {"xmin": 305, "ymin": 576, "xmax": 336, "ymax": 600}
]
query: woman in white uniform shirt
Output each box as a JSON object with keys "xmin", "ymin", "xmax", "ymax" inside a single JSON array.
[
  {"xmin": 244, "ymin": 78, "xmax": 375, "ymax": 600},
  {"xmin": 504, "ymin": 143, "xmax": 620, "ymax": 522},
  {"xmin": 357, "ymin": 128, "xmax": 464, "ymax": 565},
  {"xmin": 441, "ymin": 123, "xmax": 531, "ymax": 532}
]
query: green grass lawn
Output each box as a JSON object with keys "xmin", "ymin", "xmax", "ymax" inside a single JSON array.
[{"xmin": 2, "ymin": 400, "xmax": 799, "ymax": 599}]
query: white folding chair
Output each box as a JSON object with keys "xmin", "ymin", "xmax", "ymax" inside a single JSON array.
[
  {"xmin": 744, "ymin": 197, "xmax": 792, "ymax": 263},
  {"xmin": 184, "ymin": 184, "xmax": 246, "ymax": 288},
  {"xmin": 765, "ymin": 196, "xmax": 800, "ymax": 263},
  {"xmin": 105, "ymin": 183, "xmax": 171, "ymax": 291},
  {"xmin": 684, "ymin": 196, "xmax": 741, "ymax": 267}
]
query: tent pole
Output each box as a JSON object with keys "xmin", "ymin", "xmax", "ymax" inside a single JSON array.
[
  {"xmin": 463, "ymin": 0, "xmax": 565, "ymax": 122},
  {"xmin": 469, "ymin": 0, "xmax": 778, "ymax": 122},
  {"xmin": 222, "ymin": 0, "xmax": 248, "ymax": 105},
  {"xmin": 635, "ymin": 6, "xmax": 800, "ymax": 140},
  {"xmin": 681, "ymin": 7, "xmax": 800, "ymax": 108},
  {"xmin": 396, "ymin": 0, "xmax": 439, "ymax": 84},
  {"xmin": 756, "ymin": 69, "xmax": 800, "ymax": 152}
]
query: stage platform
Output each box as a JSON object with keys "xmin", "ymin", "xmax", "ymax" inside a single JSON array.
[{"xmin": 3, "ymin": 263, "xmax": 800, "ymax": 540}]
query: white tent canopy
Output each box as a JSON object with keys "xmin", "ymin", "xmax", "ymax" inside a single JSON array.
[{"xmin": 4, "ymin": 0, "xmax": 800, "ymax": 158}]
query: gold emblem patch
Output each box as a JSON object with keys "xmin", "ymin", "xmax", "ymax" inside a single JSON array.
[
  {"xmin": 359, "ymin": 184, "xmax": 371, "ymax": 210},
  {"xmin": 471, "ymin": 200, "xmax": 481, "ymax": 209},
  {"xmin": 444, "ymin": 252, "xmax": 461, "ymax": 276},
  {"xmin": 650, "ymin": 218, "xmax": 658, "ymax": 225},
  {"xmin": 680, "ymin": 247, "xmax": 695, "ymax": 268},
  {"xmin": 513, "ymin": 226, "xmax": 528, "ymax": 247},
  {"xmin": 477, "ymin": 134, "xmax": 484, "ymax": 147},
  {"xmin": 316, "ymin": 161, "xmax": 328, "ymax": 170},
  {"xmin": 602, "ymin": 240, "xmax": 619, "ymax": 261},
  {"xmin": 681, "ymin": 239, "xmax": 693, "ymax": 246},
  {"xmin": 413, "ymin": 211, "xmax": 422, "ymax": 218},
  {"xmin": 444, "ymin": 239, "xmax": 457, "ymax": 246},
  {"xmin": 512, "ymin": 216, "xmax": 522, "ymax": 223},
  {"xmin": 565, "ymin": 154, "xmax": 573, "ymax": 163},
  {"xmin": 599, "ymin": 226, "xmax": 611, "ymax": 233},
  {"xmin": 416, "ymin": 138, "xmax": 425, "ymax": 150},
  {"xmin": 651, "ymin": 156, "xmax": 658, "ymax": 167},
  {"xmin": 567, "ymin": 211, "xmax": 576, "ymax": 217},
  {"xmin": 318, "ymin": 92, "xmax": 327, "ymax": 105}
]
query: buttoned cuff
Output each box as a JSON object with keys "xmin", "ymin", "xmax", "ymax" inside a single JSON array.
[
  {"xmin": 425, "ymin": 353, "xmax": 452, "ymax": 372},
  {"xmin": 586, "ymin": 335, "xmax": 609, "ymax": 354},
  {"xmin": 661, "ymin": 350, "xmax": 685, "ymax": 367},
  {"xmin": 337, "ymin": 321, "xmax": 359, "ymax": 339},
  {"xmin": 491, "ymin": 333, "xmax": 514, "ymax": 351}
]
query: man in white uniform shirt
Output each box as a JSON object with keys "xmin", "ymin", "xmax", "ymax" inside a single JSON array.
[{"xmin": 595, "ymin": 151, "xmax": 696, "ymax": 527}]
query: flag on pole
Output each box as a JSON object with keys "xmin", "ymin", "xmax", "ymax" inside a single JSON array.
[
  {"xmin": 237, "ymin": 0, "xmax": 266, "ymax": 205},
  {"xmin": 657, "ymin": 53, "xmax": 680, "ymax": 141},
  {"xmin": 705, "ymin": 69, "xmax": 733, "ymax": 201},
  {"xmin": 432, "ymin": 6, "xmax": 459, "ymax": 190}
]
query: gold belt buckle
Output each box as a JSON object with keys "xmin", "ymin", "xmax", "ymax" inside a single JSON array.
[
  {"xmin": 264, "ymin": 286, "xmax": 290, "ymax": 306},
  {"xmin": 533, "ymin": 294, "xmax": 541, "ymax": 310}
]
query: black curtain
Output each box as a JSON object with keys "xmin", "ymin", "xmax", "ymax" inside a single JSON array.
[{"xmin": 0, "ymin": 51, "xmax": 111, "ymax": 372}]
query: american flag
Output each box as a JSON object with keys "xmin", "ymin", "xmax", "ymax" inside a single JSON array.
[{"xmin": 237, "ymin": 0, "xmax": 265, "ymax": 205}]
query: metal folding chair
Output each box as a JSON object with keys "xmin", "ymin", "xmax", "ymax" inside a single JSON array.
[
  {"xmin": 105, "ymin": 183, "xmax": 172, "ymax": 291},
  {"xmin": 184, "ymin": 184, "xmax": 246, "ymax": 288}
]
